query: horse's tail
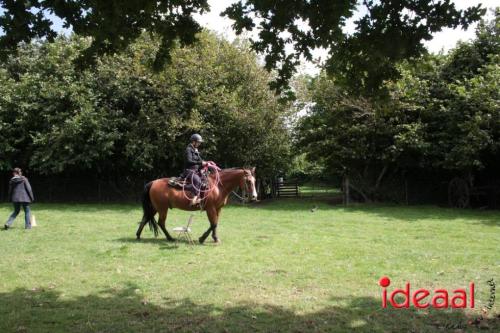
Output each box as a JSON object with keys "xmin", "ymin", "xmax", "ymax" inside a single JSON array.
[{"xmin": 141, "ymin": 181, "xmax": 158, "ymax": 237}]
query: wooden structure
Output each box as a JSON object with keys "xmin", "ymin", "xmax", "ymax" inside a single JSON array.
[{"xmin": 273, "ymin": 180, "xmax": 299, "ymax": 198}]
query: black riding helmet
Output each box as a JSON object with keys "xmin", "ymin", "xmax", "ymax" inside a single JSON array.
[{"xmin": 190, "ymin": 133, "xmax": 203, "ymax": 143}]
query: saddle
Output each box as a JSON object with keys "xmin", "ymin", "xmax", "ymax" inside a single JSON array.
[
  {"xmin": 168, "ymin": 177, "xmax": 187, "ymax": 189},
  {"xmin": 168, "ymin": 173, "xmax": 209, "ymax": 190}
]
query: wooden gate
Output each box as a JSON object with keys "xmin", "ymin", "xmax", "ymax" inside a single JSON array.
[{"xmin": 274, "ymin": 180, "xmax": 299, "ymax": 198}]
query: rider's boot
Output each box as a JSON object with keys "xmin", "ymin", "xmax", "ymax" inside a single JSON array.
[{"xmin": 190, "ymin": 195, "xmax": 201, "ymax": 206}]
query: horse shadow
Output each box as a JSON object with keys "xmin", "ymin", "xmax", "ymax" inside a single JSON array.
[{"xmin": 114, "ymin": 237, "xmax": 219, "ymax": 249}]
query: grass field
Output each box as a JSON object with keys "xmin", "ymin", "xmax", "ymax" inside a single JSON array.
[
  {"xmin": 299, "ymin": 184, "xmax": 341, "ymax": 197},
  {"xmin": 0, "ymin": 199, "xmax": 498, "ymax": 332}
]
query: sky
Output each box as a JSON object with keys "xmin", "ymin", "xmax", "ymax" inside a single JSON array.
[{"xmin": 1, "ymin": 0, "xmax": 498, "ymax": 75}]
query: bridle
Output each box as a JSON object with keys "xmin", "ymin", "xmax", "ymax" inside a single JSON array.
[{"xmin": 235, "ymin": 171, "xmax": 257, "ymax": 202}]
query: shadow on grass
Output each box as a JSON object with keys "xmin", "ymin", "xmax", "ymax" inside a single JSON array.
[
  {"xmin": 251, "ymin": 199, "xmax": 500, "ymax": 226},
  {"xmin": 0, "ymin": 285, "xmax": 497, "ymax": 332},
  {"xmin": 2, "ymin": 203, "xmax": 139, "ymax": 214},
  {"xmin": 249, "ymin": 197, "xmax": 338, "ymax": 210},
  {"xmin": 115, "ymin": 237, "xmax": 220, "ymax": 250},
  {"xmin": 340, "ymin": 204, "xmax": 500, "ymax": 226}
]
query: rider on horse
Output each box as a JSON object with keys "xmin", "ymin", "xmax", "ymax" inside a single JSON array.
[{"xmin": 183, "ymin": 133, "xmax": 207, "ymax": 206}]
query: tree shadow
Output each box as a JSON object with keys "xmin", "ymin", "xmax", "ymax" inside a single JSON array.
[
  {"xmin": 0, "ymin": 285, "xmax": 497, "ymax": 332},
  {"xmin": 251, "ymin": 199, "xmax": 500, "ymax": 227},
  {"xmin": 249, "ymin": 197, "xmax": 338, "ymax": 211},
  {"xmin": 29, "ymin": 203, "xmax": 139, "ymax": 214},
  {"xmin": 0, "ymin": 203, "xmax": 138, "ymax": 215},
  {"xmin": 339, "ymin": 204, "xmax": 500, "ymax": 226}
]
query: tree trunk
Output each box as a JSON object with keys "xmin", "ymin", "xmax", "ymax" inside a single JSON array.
[
  {"xmin": 349, "ymin": 181, "xmax": 371, "ymax": 203},
  {"xmin": 374, "ymin": 165, "xmax": 388, "ymax": 191}
]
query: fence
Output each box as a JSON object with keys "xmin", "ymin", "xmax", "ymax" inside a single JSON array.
[
  {"xmin": 274, "ymin": 181, "xmax": 299, "ymax": 198},
  {"xmin": 0, "ymin": 172, "xmax": 147, "ymax": 203}
]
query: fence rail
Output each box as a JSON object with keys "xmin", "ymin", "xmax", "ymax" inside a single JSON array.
[{"xmin": 274, "ymin": 181, "xmax": 299, "ymax": 198}]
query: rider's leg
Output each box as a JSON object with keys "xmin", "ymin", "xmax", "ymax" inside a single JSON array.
[{"xmin": 190, "ymin": 173, "xmax": 202, "ymax": 205}]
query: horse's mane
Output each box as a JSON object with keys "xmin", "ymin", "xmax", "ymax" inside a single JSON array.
[
  {"xmin": 220, "ymin": 167, "xmax": 244, "ymax": 172},
  {"xmin": 207, "ymin": 168, "xmax": 245, "ymax": 180}
]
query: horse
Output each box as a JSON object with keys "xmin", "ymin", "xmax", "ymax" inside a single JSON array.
[{"xmin": 136, "ymin": 167, "xmax": 258, "ymax": 244}]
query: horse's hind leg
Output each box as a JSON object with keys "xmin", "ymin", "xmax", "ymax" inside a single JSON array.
[
  {"xmin": 136, "ymin": 221, "xmax": 147, "ymax": 240},
  {"xmin": 136, "ymin": 211, "xmax": 155, "ymax": 240},
  {"xmin": 158, "ymin": 209, "xmax": 175, "ymax": 242}
]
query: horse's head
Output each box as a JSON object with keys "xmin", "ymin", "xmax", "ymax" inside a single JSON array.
[{"xmin": 239, "ymin": 167, "xmax": 258, "ymax": 202}]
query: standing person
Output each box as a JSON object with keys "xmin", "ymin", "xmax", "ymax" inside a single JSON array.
[
  {"xmin": 183, "ymin": 134, "xmax": 207, "ymax": 206},
  {"xmin": 4, "ymin": 168, "xmax": 34, "ymax": 230}
]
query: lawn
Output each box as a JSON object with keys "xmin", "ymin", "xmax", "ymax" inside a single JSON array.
[
  {"xmin": 0, "ymin": 200, "xmax": 498, "ymax": 332},
  {"xmin": 298, "ymin": 183, "xmax": 341, "ymax": 197}
]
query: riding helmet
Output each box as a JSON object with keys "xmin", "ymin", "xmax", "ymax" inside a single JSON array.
[{"xmin": 190, "ymin": 133, "xmax": 203, "ymax": 143}]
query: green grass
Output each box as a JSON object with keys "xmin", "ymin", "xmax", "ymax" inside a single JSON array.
[
  {"xmin": 299, "ymin": 184, "xmax": 341, "ymax": 197},
  {"xmin": 0, "ymin": 200, "xmax": 498, "ymax": 332}
]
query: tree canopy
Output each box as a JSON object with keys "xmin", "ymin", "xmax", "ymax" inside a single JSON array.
[
  {"xmin": 295, "ymin": 11, "xmax": 499, "ymax": 201},
  {"xmin": 0, "ymin": 31, "xmax": 291, "ymax": 178},
  {"xmin": 0, "ymin": 0, "xmax": 209, "ymax": 70},
  {"xmin": 0, "ymin": 1, "xmax": 485, "ymax": 94}
]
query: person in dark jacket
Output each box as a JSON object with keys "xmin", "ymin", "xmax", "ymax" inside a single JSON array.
[
  {"xmin": 183, "ymin": 134, "xmax": 207, "ymax": 206},
  {"xmin": 4, "ymin": 168, "xmax": 34, "ymax": 230}
]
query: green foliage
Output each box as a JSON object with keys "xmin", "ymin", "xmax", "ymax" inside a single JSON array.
[
  {"xmin": 0, "ymin": 0, "xmax": 209, "ymax": 69},
  {"xmin": 296, "ymin": 12, "xmax": 499, "ymax": 201},
  {"xmin": 1, "ymin": 1, "xmax": 484, "ymax": 95},
  {"xmin": 286, "ymin": 153, "xmax": 325, "ymax": 182},
  {"xmin": 223, "ymin": 0, "xmax": 484, "ymax": 94},
  {"xmin": 0, "ymin": 32, "xmax": 291, "ymax": 177}
]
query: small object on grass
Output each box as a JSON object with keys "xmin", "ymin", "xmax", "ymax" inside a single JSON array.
[
  {"xmin": 173, "ymin": 214, "xmax": 195, "ymax": 246},
  {"xmin": 310, "ymin": 205, "xmax": 318, "ymax": 212},
  {"xmin": 30, "ymin": 214, "xmax": 37, "ymax": 227}
]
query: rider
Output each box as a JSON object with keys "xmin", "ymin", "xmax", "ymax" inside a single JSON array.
[{"xmin": 184, "ymin": 133, "xmax": 208, "ymax": 206}]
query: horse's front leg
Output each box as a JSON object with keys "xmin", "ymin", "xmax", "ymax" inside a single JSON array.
[
  {"xmin": 211, "ymin": 208, "xmax": 222, "ymax": 243},
  {"xmin": 199, "ymin": 208, "xmax": 219, "ymax": 244}
]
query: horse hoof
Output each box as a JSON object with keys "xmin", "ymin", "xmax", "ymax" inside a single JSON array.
[
  {"xmin": 199, "ymin": 237, "xmax": 205, "ymax": 244},
  {"xmin": 214, "ymin": 239, "xmax": 221, "ymax": 244},
  {"xmin": 167, "ymin": 238, "xmax": 175, "ymax": 242}
]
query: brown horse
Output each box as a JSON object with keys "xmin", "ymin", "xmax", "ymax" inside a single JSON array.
[{"xmin": 136, "ymin": 167, "xmax": 257, "ymax": 244}]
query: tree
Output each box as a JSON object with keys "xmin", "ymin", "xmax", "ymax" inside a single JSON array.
[
  {"xmin": 223, "ymin": 0, "xmax": 484, "ymax": 94},
  {"xmin": 295, "ymin": 11, "xmax": 499, "ymax": 202},
  {"xmin": 0, "ymin": 0, "xmax": 209, "ymax": 69},
  {"xmin": 0, "ymin": 1, "xmax": 484, "ymax": 94},
  {"xmin": 0, "ymin": 31, "xmax": 291, "ymax": 178}
]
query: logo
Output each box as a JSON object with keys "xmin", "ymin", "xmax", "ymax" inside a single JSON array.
[{"xmin": 379, "ymin": 276, "xmax": 475, "ymax": 309}]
